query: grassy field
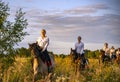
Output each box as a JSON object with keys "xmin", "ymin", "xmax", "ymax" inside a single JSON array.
[{"xmin": 0, "ymin": 56, "xmax": 120, "ymax": 82}]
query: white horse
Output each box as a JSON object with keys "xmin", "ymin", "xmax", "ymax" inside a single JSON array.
[{"xmin": 29, "ymin": 43, "xmax": 55, "ymax": 82}]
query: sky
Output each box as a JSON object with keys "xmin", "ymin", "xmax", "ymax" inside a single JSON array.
[{"xmin": 2, "ymin": 0, "xmax": 120, "ymax": 54}]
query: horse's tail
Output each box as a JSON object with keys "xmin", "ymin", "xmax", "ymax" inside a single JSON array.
[{"xmin": 86, "ymin": 58, "xmax": 89, "ymax": 65}]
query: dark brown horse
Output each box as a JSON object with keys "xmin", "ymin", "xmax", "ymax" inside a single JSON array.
[
  {"xmin": 99, "ymin": 50, "xmax": 111, "ymax": 66},
  {"xmin": 70, "ymin": 48, "xmax": 77, "ymax": 63},
  {"xmin": 29, "ymin": 43, "xmax": 55, "ymax": 82},
  {"xmin": 70, "ymin": 48, "xmax": 89, "ymax": 74},
  {"xmin": 116, "ymin": 54, "xmax": 120, "ymax": 65}
]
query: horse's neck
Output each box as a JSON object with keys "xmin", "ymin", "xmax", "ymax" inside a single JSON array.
[
  {"xmin": 118, "ymin": 55, "xmax": 120, "ymax": 59},
  {"xmin": 38, "ymin": 57, "xmax": 44, "ymax": 65},
  {"xmin": 102, "ymin": 54, "xmax": 105, "ymax": 57}
]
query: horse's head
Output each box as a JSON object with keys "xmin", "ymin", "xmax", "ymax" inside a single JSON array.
[
  {"xmin": 100, "ymin": 50, "xmax": 105, "ymax": 55},
  {"xmin": 28, "ymin": 43, "xmax": 42, "ymax": 57},
  {"xmin": 100, "ymin": 49, "xmax": 105, "ymax": 58},
  {"xmin": 70, "ymin": 48, "xmax": 76, "ymax": 57},
  {"xmin": 28, "ymin": 43, "xmax": 37, "ymax": 50}
]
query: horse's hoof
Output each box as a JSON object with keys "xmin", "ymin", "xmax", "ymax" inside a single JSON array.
[{"xmin": 48, "ymin": 73, "xmax": 52, "ymax": 77}]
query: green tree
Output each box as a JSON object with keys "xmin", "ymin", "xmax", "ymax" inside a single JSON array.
[{"xmin": 0, "ymin": 0, "xmax": 28, "ymax": 55}]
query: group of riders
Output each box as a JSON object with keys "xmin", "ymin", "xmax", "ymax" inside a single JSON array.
[
  {"xmin": 35, "ymin": 29, "xmax": 120, "ymax": 73},
  {"xmin": 102, "ymin": 43, "xmax": 120, "ymax": 63}
]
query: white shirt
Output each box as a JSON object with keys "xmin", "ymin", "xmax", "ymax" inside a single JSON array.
[
  {"xmin": 37, "ymin": 36, "xmax": 49, "ymax": 51},
  {"xmin": 109, "ymin": 48, "xmax": 115, "ymax": 58},
  {"xmin": 110, "ymin": 48, "xmax": 115, "ymax": 55},
  {"xmin": 75, "ymin": 42, "xmax": 84, "ymax": 54},
  {"xmin": 103, "ymin": 47, "xmax": 109, "ymax": 55},
  {"xmin": 116, "ymin": 50, "xmax": 120, "ymax": 57}
]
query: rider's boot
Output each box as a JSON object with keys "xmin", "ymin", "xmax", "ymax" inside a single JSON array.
[
  {"xmin": 49, "ymin": 60, "xmax": 52, "ymax": 66},
  {"xmin": 48, "ymin": 66, "xmax": 51, "ymax": 73},
  {"xmin": 47, "ymin": 62, "xmax": 51, "ymax": 73}
]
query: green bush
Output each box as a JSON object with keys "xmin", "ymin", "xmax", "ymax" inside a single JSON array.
[{"xmin": 85, "ymin": 50, "xmax": 100, "ymax": 58}]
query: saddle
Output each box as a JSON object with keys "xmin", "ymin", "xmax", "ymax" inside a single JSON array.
[
  {"xmin": 36, "ymin": 46, "xmax": 52, "ymax": 67},
  {"xmin": 75, "ymin": 55, "xmax": 87, "ymax": 65}
]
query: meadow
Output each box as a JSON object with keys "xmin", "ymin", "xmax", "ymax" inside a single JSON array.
[
  {"xmin": 0, "ymin": 55, "xmax": 120, "ymax": 82},
  {"xmin": 1, "ymin": 0, "xmax": 120, "ymax": 82}
]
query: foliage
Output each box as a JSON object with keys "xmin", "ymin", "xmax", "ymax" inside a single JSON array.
[
  {"xmin": 15, "ymin": 47, "xmax": 30, "ymax": 57},
  {"xmin": 85, "ymin": 49, "xmax": 100, "ymax": 58},
  {"xmin": 1, "ymin": 57, "xmax": 32, "ymax": 82},
  {"xmin": 0, "ymin": 0, "xmax": 28, "ymax": 55},
  {"xmin": 0, "ymin": 56, "xmax": 15, "ymax": 75},
  {"xmin": 59, "ymin": 54, "xmax": 66, "ymax": 58}
]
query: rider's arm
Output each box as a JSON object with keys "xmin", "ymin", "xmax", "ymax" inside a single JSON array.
[
  {"xmin": 80, "ymin": 43, "xmax": 84, "ymax": 54},
  {"xmin": 36, "ymin": 37, "xmax": 41, "ymax": 46},
  {"xmin": 42, "ymin": 38, "xmax": 49, "ymax": 52}
]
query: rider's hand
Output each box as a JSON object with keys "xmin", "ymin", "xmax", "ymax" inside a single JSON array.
[
  {"xmin": 36, "ymin": 41, "xmax": 38, "ymax": 44},
  {"xmin": 41, "ymin": 49, "xmax": 44, "ymax": 53}
]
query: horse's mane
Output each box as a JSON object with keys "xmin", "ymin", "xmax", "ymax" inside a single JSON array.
[
  {"xmin": 29, "ymin": 43, "xmax": 42, "ymax": 58},
  {"xmin": 29, "ymin": 43, "xmax": 37, "ymax": 50},
  {"xmin": 70, "ymin": 48, "xmax": 76, "ymax": 55}
]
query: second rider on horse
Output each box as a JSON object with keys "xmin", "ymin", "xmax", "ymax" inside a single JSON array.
[
  {"xmin": 75, "ymin": 36, "xmax": 84, "ymax": 60},
  {"xmin": 75, "ymin": 36, "xmax": 84, "ymax": 57}
]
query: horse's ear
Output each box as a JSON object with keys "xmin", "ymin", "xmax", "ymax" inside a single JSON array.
[
  {"xmin": 28, "ymin": 43, "xmax": 31, "ymax": 46},
  {"xmin": 71, "ymin": 48, "xmax": 73, "ymax": 51},
  {"xmin": 36, "ymin": 41, "xmax": 38, "ymax": 44}
]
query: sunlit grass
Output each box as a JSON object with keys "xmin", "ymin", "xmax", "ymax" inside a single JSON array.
[{"xmin": 0, "ymin": 56, "xmax": 120, "ymax": 82}]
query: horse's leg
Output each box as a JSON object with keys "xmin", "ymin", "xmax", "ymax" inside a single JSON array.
[
  {"xmin": 42, "ymin": 72, "xmax": 46, "ymax": 79},
  {"xmin": 85, "ymin": 59, "xmax": 89, "ymax": 69},
  {"xmin": 99, "ymin": 58, "xmax": 102, "ymax": 66},
  {"xmin": 33, "ymin": 58, "xmax": 39, "ymax": 82},
  {"xmin": 33, "ymin": 63, "xmax": 39, "ymax": 82},
  {"xmin": 98, "ymin": 57, "xmax": 100, "ymax": 65},
  {"xmin": 99, "ymin": 57, "xmax": 103, "ymax": 67},
  {"xmin": 78, "ymin": 62, "xmax": 81, "ymax": 71},
  {"xmin": 31, "ymin": 58, "xmax": 33, "ymax": 68},
  {"xmin": 33, "ymin": 71, "xmax": 38, "ymax": 82},
  {"xmin": 75, "ymin": 63, "xmax": 77, "ymax": 75},
  {"xmin": 101, "ymin": 56, "xmax": 103, "ymax": 63},
  {"xmin": 116, "ymin": 57, "xmax": 119, "ymax": 65},
  {"xmin": 116, "ymin": 59, "xmax": 118, "ymax": 65},
  {"xmin": 76, "ymin": 63, "xmax": 78, "ymax": 75}
]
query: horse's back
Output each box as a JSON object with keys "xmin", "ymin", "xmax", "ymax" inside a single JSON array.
[{"xmin": 38, "ymin": 53, "xmax": 55, "ymax": 73}]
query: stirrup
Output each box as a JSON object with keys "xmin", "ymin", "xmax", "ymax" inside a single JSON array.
[{"xmin": 48, "ymin": 66, "xmax": 51, "ymax": 73}]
